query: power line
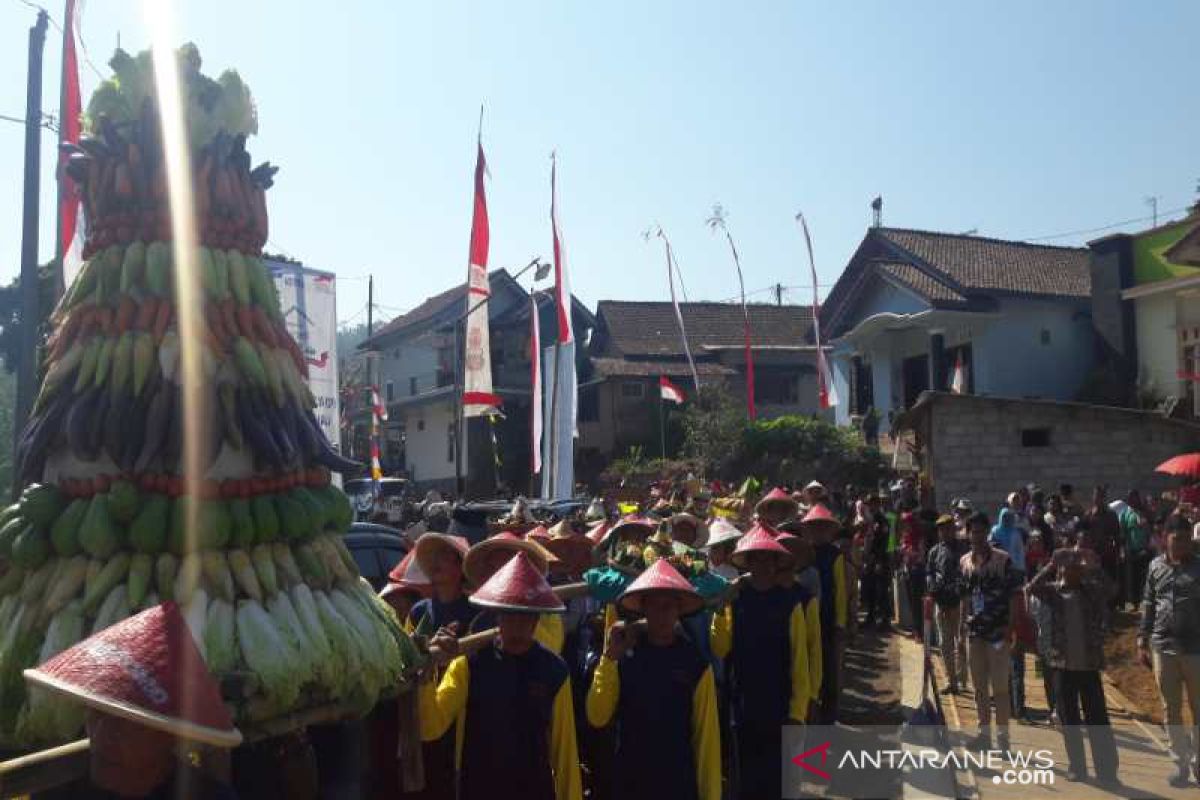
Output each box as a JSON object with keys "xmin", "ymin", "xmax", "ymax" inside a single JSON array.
[{"xmin": 1023, "ymin": 203, "xmax": 1194, "ymax": 242}]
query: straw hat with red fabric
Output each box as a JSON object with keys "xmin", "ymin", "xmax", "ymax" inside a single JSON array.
[
  {"xmin": 543, "ymin": 520, "xmax": 594, "ymax": 573},
  {"xmin": 413, "ymin": 533, "xmax": 471, "ymax": 577},
  {"xmin": 23, "ymin": 603, "xmax": 242, "ymax": 748},
  {"xmin": 469, "ymin": 552, "xmax": 565, "ymax": 614},
  {"xmin": 731, "ymin": 522, "xmax": 795, "ymax": 570},
  {"xmin": 383, "ymin": 549, "xmax": 432, "ymax": 601},
  {"xmin": 463, "ymin": 531, "xmax": 554, "ymax": 587},
  {"xmin": 618, "ymin": 558, "xmax": 704, "ymax": 615},
  {"xmin": 799, "ymin": 503, "xmax": 841, "ymax": 535},
  {"xmin": 754, "ymin": 487, "xmax": 799, "ymax": 520}
]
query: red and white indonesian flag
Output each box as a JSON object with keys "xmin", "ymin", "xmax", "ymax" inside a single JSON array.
[
  {"xmin": 660, "ymin": 376, "xmax": 686, "ymax": 405},
  {"xmin": 371, "ymin": 387, "xmax": 388, "ymax": 422},
  {"xmin": 797, "ymin": 213, "xmax": 839, "ymax": 410},
  {"xmin": 551, "ymin": 157, "xmax": 573, "ymax": 345},
  {"xmin": 463, "ymin": 142, "xmax": 502, "ymax": 417},
  {"xmin": 58, "ymin": 0, "xmax": 84, "ymax": 287},
  {"xmin": 950, "ymin": 351, "xmax": 966, "ymax": 394},
  {"xmin": 530, "ymin": 292, "xmax": 543, "ymax": 475}
]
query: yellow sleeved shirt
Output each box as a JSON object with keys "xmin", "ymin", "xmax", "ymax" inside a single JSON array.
[
  {"xmin": 536, "ymin": 613, "xmax": 565, "ymax": 654},
  {"xmin": 805, "ymin": 598, "xmax": 822, "ymax": 705},
  {"xmin": 586, "ymin": 655, "xmax": 721, "ymax": 800},
  {"xmin": 418, "ymin": 654, "xmax": 583, "ymax": 800},
  {"xmin": 710, "ymin": 602, "xmax": 811, "ymax": 721}
]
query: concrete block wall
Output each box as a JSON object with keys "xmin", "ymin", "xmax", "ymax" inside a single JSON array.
[{"xmin": 925, "ymin": 395, "xmax": 1200, "ymax": 514}]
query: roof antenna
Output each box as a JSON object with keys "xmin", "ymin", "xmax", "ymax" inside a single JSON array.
[{"xmin": 871, "ymin": 196, "xmax": 883, "ymax": 228}]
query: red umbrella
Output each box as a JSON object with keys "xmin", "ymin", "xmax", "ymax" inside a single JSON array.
[{"xmin": 1156, "ymin": 453, "xmax": 1200, "ymax": 478}]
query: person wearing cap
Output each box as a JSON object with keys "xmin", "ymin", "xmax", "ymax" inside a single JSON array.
[
  {"xmin": 755, "ymin": 487, "xmax": 799, "ymax": 528},
  {"xmin": 586, "ymin": 559, "xmax": 721, "ymax": 800},
  {"xmin": 381, "ymin": 549, "xmax": 432, "ymax": 623},
  {"xmin": 24, "ymin": 603, "xmax": 242, "ymax": 799},
  {"xmin": 799, "ymin": 480, "xmax": 827, "ymax": 515},
  {"xmin": 705, "ymin": 518, "xmax": 743, "ymax": 581},
  {"xmin": 420, "ymin": 554, "xmax": 583, "ymax": 800},
  {"xmin": 801, "ymin": 503, "xmax": 848, "ymax": 723},
  {"xmin": 925, "ymin": 514, "xmax": 967, "ymax": 693},
  {"xmin": 463, "ymin": 531, "xmax": 565, "ymax": 653},
  {"xmin": 711, "ymin": 524, "xmax": 811, "ymax": 800}
]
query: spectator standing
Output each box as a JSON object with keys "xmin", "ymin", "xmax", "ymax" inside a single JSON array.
[
  {"xmin": 926, "ymin": 515, "xmax": 967, "ymax": 693},
  {"xmin": 989, "ymin": 508, "xmax": 1030, "ymax": 719},
  {"xmin": 1121, "ymin": 490, "xmax": 1152, "ymax": 612},
  {"xmin": 899, "ymin": 513, "xmax": 927, "ymax": 638},
  {"xmin": 1139, "ymin": 516, "xmax": 1200, "ymax": 788},
  {"xmin": 962, "ymin": 512, "xmax": 1023, "ymax": 751},
  {"xmin": 1086, "ymin": 487, "xmax": 1122, "ymax": 612},
  {"xmin": 862, "ymin": 495, "xmax": 892, "ymax": 628},
  {"xmin": 1028, "ymin": 556, "xmax": 1119, "ymax": 784}
]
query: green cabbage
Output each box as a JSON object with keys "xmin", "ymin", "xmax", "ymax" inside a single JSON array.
[
  {"xmin": 289, "ymin": 585, "xmax": 334, "ymax": 692},
  {"xmin": 235, "ymin": 599, "xmax": 299, "ymax": 713},
  {"xmin": 203, "ymin": 599, "xmax": 236, "ymax": 675}
]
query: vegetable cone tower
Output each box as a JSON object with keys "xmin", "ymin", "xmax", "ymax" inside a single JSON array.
[{"xmin": 0, "ymin": 44, "xmax": 419, "ymax": 748}]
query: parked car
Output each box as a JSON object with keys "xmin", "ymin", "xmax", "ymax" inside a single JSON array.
[
  {"xmin": 343, "ymin": 477, "xmax": 410, "ymax": 525},
  {"xmin": 343, "ymin": 522, "xmax": 410, "ymax": 590}
]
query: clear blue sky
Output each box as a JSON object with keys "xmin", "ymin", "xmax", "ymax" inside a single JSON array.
[{"xmin": 0, "ymin": 1, "xmax": 1196, "ymax": 328}]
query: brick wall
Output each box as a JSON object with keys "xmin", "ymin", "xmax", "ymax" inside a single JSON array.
[{"xmin": 919, "ymin": 394, "xmax": 1200, "ymax": 513}]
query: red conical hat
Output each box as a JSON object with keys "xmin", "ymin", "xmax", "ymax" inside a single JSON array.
[
  {"xmin": 23, "ymin": 603, "xmax": 241, "ymax": 748},
  {"xmin": 525, "ymin": 524, "xmax": 552, "ymax": 546},
  {"xmin": 755, "ymin": 487, "xmax": 799, "ymax": 516},
  {"xmin": 618, "ymin": 557, "xmax": 704, "ymax": 615},
  {"xmin": 385, "ymin": 550, "xmax": 432, "ymax": 598},
  {"xmin": 801, "ymin": 503, "xmax": 840, "ymax": 531},
  {"xmin": 732, "ymin": 522, "xmax": 795, "ymax": 569},
  {"xmin": 469, "ymin": 552, "xmax": 565, "ymax": 613},
  {"xmin": 463, "ymin": 531, "xmax": 553, "ymax": 587},
  {"xmin": 586, "ymin": 520, "xmax": 612, "ymax": 546},
  {"xmin": 543, "ymin": 521, "xmax": 594, "ymax": 572}
]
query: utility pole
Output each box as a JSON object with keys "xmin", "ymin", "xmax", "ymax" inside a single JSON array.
[
  {"xmin": 1145, "ymin": 196, "xmax": 1159, "ymax": 228},
  {"xmin": 774, "ymin": 283, "xmax": 783, "ymax": 306},
  {"xmin": 14, "ymin": 10, "xmax": 48, "ymax": 491}
]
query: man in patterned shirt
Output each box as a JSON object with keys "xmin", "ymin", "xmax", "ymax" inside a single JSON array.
[{"xmin": 960, "ymin": 511, "xmax": 1023, "ymax": 752}]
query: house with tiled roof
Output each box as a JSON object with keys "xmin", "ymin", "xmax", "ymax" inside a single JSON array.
[
  {"xmin": 820, "ymin": 226, "xmax": 1095, "ymax": 429},
  {"xmin": 356, "ymin": 269, "xmax": 593, "ymax": 495},
  {"xmin": 579, "ymin": 300, "xmax": 828, "ymax": 462}
]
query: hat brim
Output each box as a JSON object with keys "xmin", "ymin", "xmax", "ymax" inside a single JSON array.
[
  {"xmin": 415, "ymin": 533, "xmax": 468, "ymax": 576},
  {"xmin": 755, "ymin": 498, "xmax": 799, "ymax": 517},
  {"xmin": 23, "ymin": 669, "xmax": 242, "ymax": 748},
  {"xmin": 619, "ymin": 587, "xmax": 704, "ymax": 616},
  {"xmin": 801, "ymin": 517, "xmax": 841, "ymax": 533},
  {"xmin": 610, "ymin": 521, "xmax": 655, "ymax": 540},
  {"xmin": 468, "ymin": 596, "xmax": 565, "ymax": 614},
  {"xmin": 704, "ymin": 531, "xmax": 742, "ymax": 549},
  {"xmin": 463, "ymin": 538, "xmax": 551, "ymax": 587},
  {"xmin": 543, "ymin": 537, "xmax": 595, "ymax": 568},
  {"xmin": 731, "ymin": 548, "xmax": 795, "ymax": 571}
]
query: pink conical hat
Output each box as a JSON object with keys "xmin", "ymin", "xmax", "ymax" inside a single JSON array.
[
  {"xmin": 618, "ymin": 557, "xmax": 703, "ymax": 615},
  {"xmin": 732, "ymin": 522, "xmax": 795, "ymax": 569},
  {"xmin": 469, "ymin": 552, "xmax": 564, "ymax": 613},
  {"xmin": 24, "ymin": 603, "xmax": 241, "ymax": 748}
]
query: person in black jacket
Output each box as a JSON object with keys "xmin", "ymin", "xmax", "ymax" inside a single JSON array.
[{"xmin": 925, "ymin": 515, "xmax": 966, "ymax": 693}]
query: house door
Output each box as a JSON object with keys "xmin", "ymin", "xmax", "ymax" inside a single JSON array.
[{"xmin": 902, "ymin": 354, "xmax": 929, "ymax": 410}]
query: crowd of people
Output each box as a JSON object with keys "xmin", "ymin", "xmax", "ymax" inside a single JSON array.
[{"xmin": 374, "ymin": 475, "xmax": 1200, "ymax": 798}]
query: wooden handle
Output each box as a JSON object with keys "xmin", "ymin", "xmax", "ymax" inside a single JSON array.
[
  {"xmin": 0, "ymin": 738, "xmax": 90, "ymax": 796},
  {"xmin": 451, "ymin": 581, "xmax": 590, "ymax": 654}
]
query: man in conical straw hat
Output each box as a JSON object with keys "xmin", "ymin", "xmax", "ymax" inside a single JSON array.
[
  {"xmin": 543, "ymin": 520, "xmax": 595, "ymax": 578},
  {"xmin": 410, "ymin": 532, "xmax": 475, "ymax": 634},
  {"xmin": 704, "ymin": 518, "xmax": 744, "ymax": 581},
  {"xmin": 587, "ymin": 558, "xmax": 720, "ymax": 800},
  {"xmin": 420, "ymin": 553, "xmax": 582, "ymax": 800},
  {"xmin": 800, "ymin": 502, "xmax": 848, "ymax": 724},
  {"xmin": 24, "ymin": 602, "xmax": 241, "ymax": 799},
  {"xmin": 669, "ymin": 512, "xmax": 709, "ymax": 549},
  {"xmin": 380, "ymin": 548, "xmax": 432, "ymax": 622},
  {"xmin": 775, "ymin": 530, "xmax": 823, "ymax": 720},
  {"xmin": 754, "ymin": 487, "xmax": 800, "ymax": 527},
  {"xmin": 711, "ymin": 523, "xmax": 813, "ymax": 800},
  {"xmin": 463, "ymin": 531, "xmax": 564, "ymax": 653}
]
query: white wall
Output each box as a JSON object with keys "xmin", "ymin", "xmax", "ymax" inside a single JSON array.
[
  {"xmin": 401, "ymin": 400, "xmax": 464, "ymax": 484},
  {"xmin": 1136, "ymin": 293, "xmax": 1179, "ymax": 399}
]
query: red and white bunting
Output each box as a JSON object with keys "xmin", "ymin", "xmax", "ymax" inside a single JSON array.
[
  {"xmin": 462, "ymin": 141, "xmax": 502, "ymax": 417},
  {"xmin": 371, "ymin": 387, "xmax": 388, "ymax": 422},
  {"xmin": 660, "ymin": 375, "xmax": 686, "ymax": 405},
  {"xmin": 58, "ymin": 0, "xmax": 84, "ymax": 287}
]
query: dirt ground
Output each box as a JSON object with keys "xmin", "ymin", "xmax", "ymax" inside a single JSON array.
[{"xmin": 1102, "ymin": 608, "xmax": 1195, "ymax": 725}]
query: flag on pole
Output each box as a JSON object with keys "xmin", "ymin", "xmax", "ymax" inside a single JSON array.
[
  {"xmin": 463, "ymin": 141, "xmax": 502, "ymax": 417},
  {"xmin": 796, "ymin": 213, "xmax": 839, "ymax": 409},
  {"xmin": 530, "ymin": 292, "xmax": 543, "ymax": 474},
  {"xmin": 950, "ymin": 351, "xmax": 966, "ymax": 394},
  {"xmin": 58, "ymin": 0, "xmax": 84, "ymax": 288},
  {"xmin": 660, "ymin": 375, "xmax": 686, "ymax": 405},
  {"xmin": 371, "ymin": 386, "xmax": 388, "ymax": 422},
  {"xmin": 657, "ymin": 231, "xmax": 702, "ymax": 390}
]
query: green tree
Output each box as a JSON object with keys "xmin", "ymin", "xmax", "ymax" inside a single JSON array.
[
  {"xmin": 680, "ymin": 385, "xmax": 746, "ymax": 475},
  {"xmin": 733, "ymin": 415, "xmax": 888, "ymax": 492}
]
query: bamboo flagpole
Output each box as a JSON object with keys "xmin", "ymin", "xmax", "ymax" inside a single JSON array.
[
  {"xmin": 795, "ymin": 212, "xmax": 839, "ymax": 410},
  {"xmin": 646, "ymin": 225, "xmax": 701, "ymax": 391},
  {"xmin": 706, "ymin": 205, "xmax": 755, "ymax": 419}
]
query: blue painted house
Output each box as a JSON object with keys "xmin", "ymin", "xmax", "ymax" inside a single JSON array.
[{"xmin": 820, "ymin": 227, "xmax": 1095, "ymax": 428}]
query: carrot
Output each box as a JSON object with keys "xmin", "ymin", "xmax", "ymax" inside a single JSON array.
[
  {"xmin": 135, "ymin": 297, "xmax": 158, "ymax": 331},
  {"xmin": 153, "ymin": 301, "xmax": 172, "ymax": 342},
  {"xmin": 236, "ymin": 305, "xmax": 256, "ymax": 340},
  {"xmin": 115, "ymin": 295, "xmax": 136, "ymax": 333}
]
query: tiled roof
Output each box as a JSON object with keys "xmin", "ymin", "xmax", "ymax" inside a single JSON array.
[
  {"xmin": 878, "ymin": 228, "xmax": 1090, "ymax": 299},
  {"xmin": 875, "ymin": 261, "xmax": 967, "ymax": 303},
  {"xmin": 595, "ymin": 301, "xmax": 815, "ymax": 357},
  {"xmin": 591, "ymin": 357, "xmax": 735, "ymax": 378},
  {"xmin": 361, "ymin": 271, "xmax": 512, "ymax": 347}
]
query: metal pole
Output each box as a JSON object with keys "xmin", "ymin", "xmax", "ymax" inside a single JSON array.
[
  {"xmin": 546, "ymin": 342, "xmax": 561, "ymax": 500},
  {"xmin": 14, "ymin": 10, "xmax": 48, "ymax": 494}
]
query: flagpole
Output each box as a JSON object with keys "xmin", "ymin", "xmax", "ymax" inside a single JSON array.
[
  {"xmin": 547, "ymin": 341, "xmax": 561, "ymax": 499},
  {"xmin": 659, "ymin": 388, "xmax": 666, "ymax": 460}
]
